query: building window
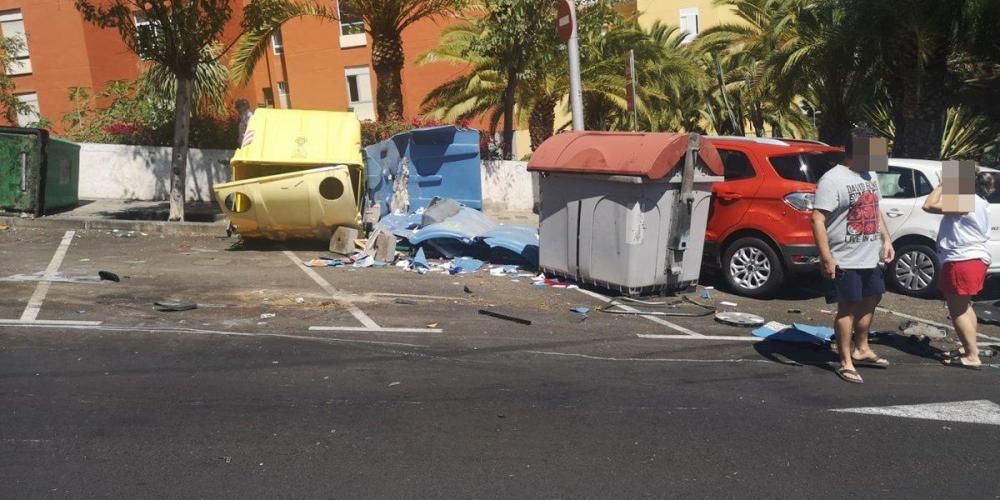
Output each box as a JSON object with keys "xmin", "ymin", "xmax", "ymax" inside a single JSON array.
[
  {"xmin": 15, "ymin": 92, "xmax": 39, "ymax": 126},
  {"xmin": 344, "ymin": 66, "xmax": 374, "ymax": 121},
  {"xmin": 338, "ymin": 0, "xmax": 366, "ymax": 48},
  {"xmin": 271, "ymin": 28, "xmax": 284, "ymax": 55},
  {"xmin": 277, "ymin": 81, "xmax": 290, "ymax": 109},
  {"xmin": 0, "ymin": 10, "xmax": 31, "ymax": 75},
  {"xmin": 679, "ymin": 8, "xmax": 699, "ymax": 44},
  {"xmin": 133, "ymin": 12, "xmax": 161, "ymax": 59}
]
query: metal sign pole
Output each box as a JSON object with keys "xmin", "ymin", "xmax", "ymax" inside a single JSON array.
[
  {"xmin": 559, "ymin": 0, "xmax": 584, "ymax": 131},
  {"xmin": 628, "ymin": 49, "xmax": 637, "ymax": 131}
]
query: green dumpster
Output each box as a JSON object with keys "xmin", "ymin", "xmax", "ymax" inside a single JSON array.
[{"xmin": 0, "ymin": 127, "xmax": 80, "ymax": 216}]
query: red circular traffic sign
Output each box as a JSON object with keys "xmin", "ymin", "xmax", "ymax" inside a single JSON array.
[{"xmin": 557, "ymin": 0, "xmax": 576, "ymax": 43}]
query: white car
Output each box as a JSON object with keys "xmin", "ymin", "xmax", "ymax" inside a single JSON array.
[{"xmin": 876, "ymin": 159, "xmax": 1000, "ymax": 297}]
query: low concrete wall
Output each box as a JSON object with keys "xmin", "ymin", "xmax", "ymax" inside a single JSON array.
[
  {"xmin": 77, "ymin": 144, "xmax": 536, "ymax": 212},
  {"xmin": 78, "ymin": 143, "xmax": 233, "ymax": 202},
  {"xmin": 481, "ymin": 160, "xmax": 536, "ymax": 213}
]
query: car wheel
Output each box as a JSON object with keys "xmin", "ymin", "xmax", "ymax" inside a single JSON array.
[
  {"xmin": 722, "ymin": 237, "xmax": 785, "ymax": 298},
  {"xmin": 889, "ymin": 243, "xmax": 940, "ymax": 298}
]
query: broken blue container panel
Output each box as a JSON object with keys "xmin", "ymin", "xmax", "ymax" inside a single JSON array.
[
  {"xmin": 481, "ymin": 225, "xmax": 540, "ymax": 267},
  {"xmin": 364, "ymin": 125, "xmax": 482, "ymax": 218}
]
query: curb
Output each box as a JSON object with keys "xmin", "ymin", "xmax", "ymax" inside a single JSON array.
[{"xmin": 0, "ymin": 216, "xmax": 227, "ymax": 237}]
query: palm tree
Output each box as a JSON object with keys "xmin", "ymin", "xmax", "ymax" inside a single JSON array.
[
  {"xmin": 419, "ymin": 1, "xmax": 686, "ymax": 152},
  {"xmin": 842, "ymin": 0, "xmax": 999, "ymax": 159},
  {"xmin": 230, "ymin": 0, "xmax": 462, "ymax": 121}
]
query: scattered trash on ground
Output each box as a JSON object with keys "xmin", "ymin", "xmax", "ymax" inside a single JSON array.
[
  {"xmin": 787, "ymin": 309, "xmax": 801, "ymax": 314},
  {"xmin": 295, "ymin": 297, "xmax": 305, "ymax": 304},
  {"xmin": 154, "ymin": 301, "xmax": 198, "ymax": 312},
  {"xmin": 426, "ymin": 323, "xmax": 438, "ymax": 328},
  {"xmin": 973, "ymin": 300, "xmax": 1000, "ymax": 325},
  {"xmin": 463, "ymin": 285, "xmax": 473, "ymax": 294},
  {"xmin": 388, "ymin": 381, "xmax": 401, "ymax": 387},
  {"xmin": 111, "ymin": 229, "xmax": 135, "ymax": 238},
  {"xmin": 571, "ymin": 306, "xmax": 590, "ymax": 321},
  {"xmin": 395, "ymin": 298, "xmax": 417, "ymax": 305},
  {"xmin": 715, "ymin": 312, "xmax": 766, "ymax": 327},
  {"xmin": 898, "ymin": 320, "xmax": 947, "ymax": 340},
  {"xmin": 600, "ymin": 296, "xmax": 715, "ymax": 317},
  {"xmin": 260, "ymin": 313, "xmax": 276, "ymax": 320},
  {"xmin": 97, "ymin": 270, "xmax": 120, "ymax": 282},
  {"xmin": 479, "ymin": 309, "xmax": 532, "ymax": 325}
]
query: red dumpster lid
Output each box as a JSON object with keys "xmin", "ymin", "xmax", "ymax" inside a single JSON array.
[{"xmin": 527, "ymin": 132, "xmax": 724, "ymax": 179}]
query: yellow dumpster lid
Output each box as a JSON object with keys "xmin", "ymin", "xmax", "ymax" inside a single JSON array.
[{"xmin": 232, "ymin": 108, "xmax": 363, "ymax": 167}]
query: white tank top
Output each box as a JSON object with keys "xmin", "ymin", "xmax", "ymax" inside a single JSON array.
[{"xmin": 936, "ymin": 195, "xmax": 992, "ymax": 264}]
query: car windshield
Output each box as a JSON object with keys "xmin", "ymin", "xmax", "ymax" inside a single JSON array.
[{"xmin": 769, "ymin": 152, "xmax": 842, "ymax": 183}]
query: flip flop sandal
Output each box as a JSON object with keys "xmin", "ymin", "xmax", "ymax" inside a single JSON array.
[
  {"xmin": 836, "ymin": 368, "xmax": 864, "ymax": 384},
  {"xmin": 941, "ymin": 357, "xmax": 983, "ymax": 370},
  {"xmin": 852, "ymin": 355, "xmax": 890, "ymax": 368}
]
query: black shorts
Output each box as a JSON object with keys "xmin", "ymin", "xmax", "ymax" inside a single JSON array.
[{"xmin": 823, "ymin": 267, "xmax": 885, "ymax": 304}]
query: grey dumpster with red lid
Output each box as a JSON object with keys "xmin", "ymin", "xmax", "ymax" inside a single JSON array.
[{"xmin": 527, "ymin": 132, "xmax": 724, "ymax": 295}]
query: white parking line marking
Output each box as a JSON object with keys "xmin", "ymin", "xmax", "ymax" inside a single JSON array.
[
  {"xmin": 0, "ymin": 322, "xmax": 427, "ymax": 348},
  {"xmin": 20, "ymin": 231, "xmax": 75, "ymax": 322},
  {"xmin": 877, "ymin": 306, "xmax": 1000, "ymax": 342},
  {"xmin": 309, "ymin": 326, "xmax": 444, "ymax": 334},
  {"xmin": 283, "ymin": 250, "xmax": 380, "ymax": 329},
  {"xmin": 525, "ymin": 351, "xmax": 768, "ymax": 363},
  {"xmin": 574, "ymin": 287, "xmax": 704, "ymax": 336},
  {"xmin": 637, "ymin": 334, "xmax": 761, "ymax": 342},
  {"xmin": 0, "ymin": 319, "xmax": 102, "ymax": 326},
  {"xmin": 831, "ymin": 400, "xmax": 1000, "ymax": 426}
]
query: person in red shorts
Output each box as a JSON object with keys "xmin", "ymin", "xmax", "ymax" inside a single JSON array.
[{"xmin": 923, "ymin": 171, "xmax": 997, "ymax": 369}]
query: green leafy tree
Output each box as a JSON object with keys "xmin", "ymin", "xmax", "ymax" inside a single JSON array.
[
  {"xmin": 420, "ymin": 1, "xmax": 681, "ymax": 151},
  {"xmin": 465, "ymin": 0, "xmax": 558, "ymax": 159},
  {"xmin": 843, "ymin": 0, "xmax": 1000, "ymax": 159},
  {"xmin": 75, "ymin": 0, "xmax": 236, "ymax": 221},
  {"xmin": 0, "ymin": 36, "xmax": 32, "ymax": 124},
  {"xmin": 230, "ymin": 0, "xmax": 463, "ymax": 121}
]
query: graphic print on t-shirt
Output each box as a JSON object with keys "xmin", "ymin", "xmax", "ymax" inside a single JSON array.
[{"xmin": 845, "ymin": 181, "xmax": 880, "ymax": 243}]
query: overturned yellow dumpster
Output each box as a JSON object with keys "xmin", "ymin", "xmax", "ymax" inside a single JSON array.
[{"xmin": 213, "ymin": 108, "xmax": 365, "ymax": 240}]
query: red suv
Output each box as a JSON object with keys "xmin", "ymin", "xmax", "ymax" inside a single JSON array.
[{"xmin": 703, "ymin": 137, "xmax": 843, "ymax": 297}]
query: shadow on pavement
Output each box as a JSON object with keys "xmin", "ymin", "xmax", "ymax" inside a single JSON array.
[
  {"xmin": 225, "ymin": 238, "xmax": 329, "ymax": 253},
  {"xmin": 699, "ymin": 268, "xmax": 825, "ymax": 301},
  {"xmin": 98, "ymin": 201, "xmax": 222, "ymax": 223},
  {"xmin": 753, "ymin": 341, "xmax": 838, "ymax": 372}
]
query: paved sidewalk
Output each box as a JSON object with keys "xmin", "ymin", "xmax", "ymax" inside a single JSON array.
[{"xmin": 1, "ymin": 199, "xmax": 538, "ymax": 236}]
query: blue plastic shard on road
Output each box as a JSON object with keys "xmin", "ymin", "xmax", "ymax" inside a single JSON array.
[
  {"xmin": 412, "ymin": 247, "xmax": 430, "ymax": 272},
  {"xmin": 452, "ymin": 256, "xmax": 484, "ymax": 274},
  {"xmin": 752, "ymin": 321, "xmax": 834, "ymax": 344}
]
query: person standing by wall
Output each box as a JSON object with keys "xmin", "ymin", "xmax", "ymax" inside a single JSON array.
[
  {"xmin": 811, "ymin": 127, "xmax": 896, "ymax": 384},
  {"xmin": 923, "ymin": 171, "xmax": 997, "ymax": 369}
]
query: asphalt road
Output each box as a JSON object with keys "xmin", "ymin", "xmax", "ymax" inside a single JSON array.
[{"xmin": 2, "ymin": 228, "xmax": 999, "ymax": 498}]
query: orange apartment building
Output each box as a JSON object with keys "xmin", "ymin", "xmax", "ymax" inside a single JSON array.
[{"xmin": 0, "ymin": 0, "xmax": 465, "ymax": 134}]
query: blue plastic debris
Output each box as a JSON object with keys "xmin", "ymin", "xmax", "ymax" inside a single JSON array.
[
  {"xmin": 481, "ymin": 225, "xmax": 540, "ymax": 266},
  {"xmin": 451, "ymin": 257, "xmax": 484, "ymax": 274},
  {"xmin": 376, "ymin": 213, "xmax": 423, "ymax": 240},
  {"xmin": 752, "ymin": 322, "xmax": 835, "ymax": 344},
  {"xmin": 571, "ymin": 306, "xmax": 591, "ymax": 314},
  {"xmin": 409, "ymin": 207, "xmax": 497, "ymax": 245},
  {"xmin": 412, "ymin": 247, "xmax": 430, "ymax": 272}
]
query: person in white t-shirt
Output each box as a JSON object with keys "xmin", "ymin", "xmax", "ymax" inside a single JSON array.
[{"xmin": 922, "ymin": 171, "xmax": 996, "ymax": 369}]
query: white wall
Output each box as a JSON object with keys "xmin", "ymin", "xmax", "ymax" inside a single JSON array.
[
  {"xmin": 481, "ymin": 160, "xmax": 536, "ymax": 213},
  {"xmin": 78, "ymin": 143, "xmax": 233, "ymax": 202},
  {"xmin": 77, "ymin": 143, "xmax": 537, "ymax": 212}
]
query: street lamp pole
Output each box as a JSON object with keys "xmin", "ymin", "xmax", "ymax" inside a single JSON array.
[{"xmin": 559, "ymin": 0, "xmax": 584, "ymax": 131}]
